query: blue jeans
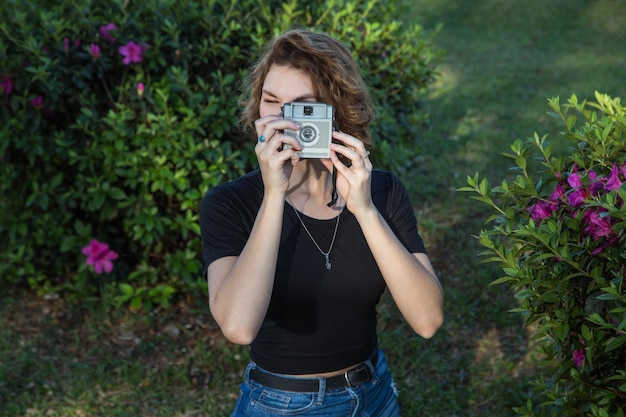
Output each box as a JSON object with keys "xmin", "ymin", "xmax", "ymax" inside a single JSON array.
[{"xmin": 230, "ymin": 349, "xmax": 401, "ymax": 416}]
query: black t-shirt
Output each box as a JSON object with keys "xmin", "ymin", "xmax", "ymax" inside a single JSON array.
[{"xmin": 200, "ymin": 169, "xmax": 426, "ymax": 374}]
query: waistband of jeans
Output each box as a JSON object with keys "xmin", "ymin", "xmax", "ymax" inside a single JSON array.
[{"xmin": 248, "ymin": 348, "xmax": 378, "ymax": 393}]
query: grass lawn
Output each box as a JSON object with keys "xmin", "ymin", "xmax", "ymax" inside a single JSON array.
[{"xmin": 2, "ymin": 0, "xmax": 625, "ymax": 416}]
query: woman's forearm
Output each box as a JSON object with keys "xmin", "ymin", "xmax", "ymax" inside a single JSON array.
[
  {"xmin": 354, "ymin": 207, "xmax": 444, "ymax": 338},
  {"xmin": 208, "ymin": 192, "xmax": 286, "ymax": 344}
]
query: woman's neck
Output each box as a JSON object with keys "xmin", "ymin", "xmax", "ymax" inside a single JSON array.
[{"xmin": 286, "ymin": 160, "xmax": 342, "ymax": 218}]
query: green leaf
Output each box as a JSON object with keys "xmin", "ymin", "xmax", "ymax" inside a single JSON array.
[
  {"xmin": 479, "ymin": 178, "xmax": 489, "ymax": 195},
  {"xmin": 119, "ymin": 283, "xmax": 134, "ymax": 297},
  {"xmin": 491, "ymin": 276, "xmax": 515, "ymax": 286},
  {"xmin": 60, "ymin": 236, "xmax": 77, "ymax": 253},
  {"xmin": 605, "ymin": 336, "xmax": 626, "ymax": 352},
  {"xmin": 502, "ymin": 267, "xmax": 520, "ymax": 277},
  {"xmin": 50, "ymin": 173, "xmax": 63, "ymax": 188},
  {"xmin": 108, "ymin": 187, "xmax": 126, "ymax": 200},
  {"xmin": 554, "ymin": 323, "xmax": 570, "ymax": 341}
]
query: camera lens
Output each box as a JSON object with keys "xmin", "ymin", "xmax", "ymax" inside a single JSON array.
[{"xmin": 299, "ymin": 126, "xmax": 317, "ymax": 143}]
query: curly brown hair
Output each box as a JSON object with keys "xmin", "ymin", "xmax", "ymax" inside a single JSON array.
[{"xmin": 239, "ymin": 29, "xmax": 375, "ymax": 147}]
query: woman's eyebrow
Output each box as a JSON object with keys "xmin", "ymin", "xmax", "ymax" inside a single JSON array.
[
  {"xmin": 293, "ymin": 94, "xmax": 316, "ymax": 102},
  {"xmin": 261, "ymin": 89, "xmax": 277, "ymax": 98},
  {"xmin": 261, "ymin": 90, "xmax": 316, "ymax": 102}
]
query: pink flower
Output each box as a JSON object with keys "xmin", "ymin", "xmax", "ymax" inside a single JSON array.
[
  {"xmin": 137, "ymin": 82, "xmax": 144, "ymax": 97},
  {"xmin": 81, "ymin": 239, "xmax": 119, "ymax": 274},
  {"xmin": 100, "ymin": 23, "xmax": 118, "ymax": 43},
  {"xmin": 567, "ymin": 172, "xmax": 582, "ymax": 188},
  {"xmin": 605, "ymin": 163, "xmax": 622, "ymax": 191},
  {"xmin": 0, "ymin": 76, "xmax": 13, "ymax": 95},
  {"xmin": 567, "ymin": 189, "xmax": 587, "ymax": 207},
  {"xmin": 31, "ymin": 96, "xmax": 42, "ymax": 110},
  {"xmin": 566, "ymin": 172, "xmax": 588, "ymax": 207},
  {"xmin": 583, "ymin": 210, "xmax": 614, "ymax": 240},
  {"xmin": 588, "ymin": 171, "xmax": 603, "ymax": 196},
  {"xmin": 528, "ymin": 200, "xmax": 556, "ymax": 222},
  {"xmin": 119, "ymin": 41, "xmax": 145, "ymax": 65},
  {"xmin": 89, "ymin": 43, "xmax": 101, "ymax": 59},
  {"xmin": 550, "ymin": 183, "xmax": 565, "ymax": 201},
  {"xmin": 573, "ymin": 348, "xmax": 585, "ymax": 367}
]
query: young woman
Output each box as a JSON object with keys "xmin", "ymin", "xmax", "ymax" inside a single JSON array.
[{"xmin": 200, "ymin": 28, "xmax": 444, "ymax": 416}]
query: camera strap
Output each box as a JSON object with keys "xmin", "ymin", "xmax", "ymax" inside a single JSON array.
[{"xmin": 326, "ymin": 167, "xmax": 338, "ymax": 207}]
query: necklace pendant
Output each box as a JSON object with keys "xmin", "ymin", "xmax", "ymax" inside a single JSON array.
[{"xmin": 289, "ymin": 201, "xmax": 341, "ymax": 273}]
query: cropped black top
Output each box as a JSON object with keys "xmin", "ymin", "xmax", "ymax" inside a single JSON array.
[{"xmin": 200, "ymin": 169, "xmax": 426, "ymax": 374}]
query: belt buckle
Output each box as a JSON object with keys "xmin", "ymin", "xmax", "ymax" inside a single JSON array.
[
  {"xmin": 344, "ymin": 369, "xmax": 355, "ymax": 387},
  {"xmin": 343, "ymin": 364, "xmax": 366, "ymax": 387}
]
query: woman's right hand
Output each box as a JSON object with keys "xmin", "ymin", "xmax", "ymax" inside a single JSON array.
[{"xmin": 254, "ymin": 115, "xmax": 302, "ymax": 195}]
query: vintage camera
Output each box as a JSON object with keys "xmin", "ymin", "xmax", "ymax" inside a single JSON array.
[{"xmin": 282, "ymin": 102, "xmax": 334, "ymax": 158}]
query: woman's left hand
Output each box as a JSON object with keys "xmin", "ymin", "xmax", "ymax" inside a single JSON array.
[{"xmin": 320, "ymin": 130, "xmax": 373, "ymax": 214}]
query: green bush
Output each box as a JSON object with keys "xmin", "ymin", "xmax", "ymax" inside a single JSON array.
[
  {"xmin": 0, "ymin": 0, "xmax": 439, "ymax": 310},
  {"xmin": 461, "ymin": 92, "xmax": 626, "ymax": 416}
]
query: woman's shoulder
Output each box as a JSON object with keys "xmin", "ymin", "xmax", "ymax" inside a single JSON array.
[
  {"xmin": 207, "ymin": 169, "xmax": 263, "ymax": 196},
  {"xmin": 370, "ymin": 169, "xmax": 413, "ymax": 212},
  {"xmin": 371, "ymin": 169, "xmax": 404, "ymax": 190},
  {"xmin": 201, "ymin": 169, "xmax": 264, "ymax": 210}
]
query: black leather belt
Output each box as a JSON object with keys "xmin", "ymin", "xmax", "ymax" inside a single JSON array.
[
  {"xmin": 250, "ymin": 363, "xmax": 374, "ymax": 392},
  {"xmin": 249, "ymin": 351, "xmax": 378, "ymax": 392}
]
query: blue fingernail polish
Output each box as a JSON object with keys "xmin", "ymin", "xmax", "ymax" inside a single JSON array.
[{"xmin": 259, "ymin": 135, "xmax": 265, "ymax": 142}]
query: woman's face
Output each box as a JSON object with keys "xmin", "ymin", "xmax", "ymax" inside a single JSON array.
[{"xmin": 259, "ymin": 65, "xmax": 316, "ymax": 118}]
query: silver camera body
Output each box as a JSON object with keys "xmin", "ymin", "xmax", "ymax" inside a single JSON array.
[{"xmin": 282, "ymin": 102, "xmax": 334, "ymax": 158}]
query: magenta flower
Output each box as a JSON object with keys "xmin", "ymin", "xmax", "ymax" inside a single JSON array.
[
  {"xmin": 550, "ymin": 183, "xmax": 565, "ymax": 201},
  {"xmin": 119, "ymin": 41, "xmax": 144, "ymax": 65},
  {"xmin": 583, "ymin": 210, "xmax": 614, "ymax": 240},
  {"xmin": 588, "ymin": 171, "xmax": 603, "ymax": 196},
  {"xmin": 567, "ymin": 172, "xmax": 582, "ymax": 188},
  {"xmin": 566, "ymin": 172, "xmax": 587, "ymax": 207},
  {"xmin": 100, "ymin": 23, "xmax": 118, "ymax": 43},
  {"xmin": 567, "ymin": 190, "xmax": 586, "ymax": 207},
  {"xmin": 0, "ymin": 76, "xmax": 13, "ymax": 95},
  {"xmin": 528, "ymin": 200, "xmax": 556, "ymax": 222},
  {"xmin": 31, "ymin": 96, "xmax": 43, "ymax": 110},
  {"xmin": 573, "ymin": 348, "xmax": 585, "ymax": 367},
  {"xmin": 137, "ymin": 82, "xmax": 144, "ymax": 97},
  {"xmin": 566, "ymin": 174, "xmax": 588, "ymax": 207},
  {"xmin": 89, "ymin": 43, "xmax": 101, "ymax": 59},
  {"xmin": 605, "ymin": 163, "xmax": 622, "ymax": 191},
  {"xmin": 81, "ymin": 239, "xmax": 119, "ymax": 274}
]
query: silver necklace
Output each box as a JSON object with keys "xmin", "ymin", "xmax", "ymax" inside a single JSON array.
[{"xmin": 289, "ymin": 202, "xmax": 341, "ymax": 270}]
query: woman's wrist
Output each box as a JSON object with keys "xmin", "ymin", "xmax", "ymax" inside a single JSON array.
[
  {"xmin": 351, "ymin": 203, "xmax": 379, "ymax": 225},
  {"xmin": 260, "ymin": 189, "xmax": 288, "ymax": 213}
]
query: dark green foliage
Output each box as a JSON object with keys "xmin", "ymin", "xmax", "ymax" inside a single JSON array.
[{"xmin": 0, "ymin": 0, "xmax": 438, "ymax": 308}]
